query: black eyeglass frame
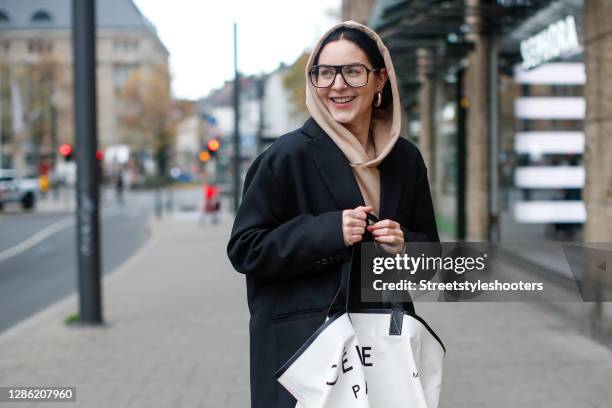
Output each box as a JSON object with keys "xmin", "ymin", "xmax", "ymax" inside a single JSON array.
[{"xmin": 309, "ymin": 63, "xmax": 381, "ymax": 88}]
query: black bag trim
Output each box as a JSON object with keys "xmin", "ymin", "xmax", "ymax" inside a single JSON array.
[
  {"xmin": 274, "ymin": 308, "xmax": 446, "ymax": 381},
  {"xmin": 389, "ymin": 309, "xmax": 404, "ymax": 336},
  {"xmin": 274, "ymin": 312, "xmax": 344, "ymax": 379},
  {"xmin": 347, "ymin": 308, "xmax": 446, "ymax": 353},
  {"xmin": 272, "ymin": 305, "xmax": 331, "ymax": 322}
]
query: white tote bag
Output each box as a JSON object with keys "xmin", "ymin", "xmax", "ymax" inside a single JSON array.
[
  {"xmin": 275, "ymin": 308, "xmax": 445, "ymax": 408},
  {"xmin": 275, "ymin": 236, "xmax": 445, "ymax": 408}
]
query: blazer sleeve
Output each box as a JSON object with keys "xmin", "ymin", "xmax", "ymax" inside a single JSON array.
[{"xmin": 227, "ymin": 153, "xmax": 349, "ymax": 280}]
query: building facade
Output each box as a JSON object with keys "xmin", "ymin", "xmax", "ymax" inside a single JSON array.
[
  {"xmin": 359, "ymin": 0, "xmax": 610, "ymax": 242},
  {"xmin": 0, "ymin": 0, "xmax": 169, "ymax": 175},
  {"xmin": 197, "ymin": 63, "xmax": 306, "ymax": 189}
]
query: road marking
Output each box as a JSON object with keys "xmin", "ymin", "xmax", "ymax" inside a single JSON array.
[
  {"xmin": 0, "ymin": 207, "xmax": 144, "ymax": 263},
  {"xmin": 0, "ymin": 218, "xmax": 75, "ymax": 263}
]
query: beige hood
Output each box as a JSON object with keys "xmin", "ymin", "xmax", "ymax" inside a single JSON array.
[{"xmin": 305, "ymin": 20, "xmax": 402, "ymax": 216}]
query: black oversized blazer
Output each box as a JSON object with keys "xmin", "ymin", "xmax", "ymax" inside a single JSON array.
[{"xmin": 227, "ymin": 118, "xmax": 439, "ymax": 408}]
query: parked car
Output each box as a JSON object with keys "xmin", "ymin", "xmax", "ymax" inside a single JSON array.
[{"xmin": 0, "ymin": 169, "xmax": 39, "ymax": 211}]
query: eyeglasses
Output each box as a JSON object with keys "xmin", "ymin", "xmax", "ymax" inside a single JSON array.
[{"xmin": 309, "ymin": 64, "xmax": 379, "ymax": 88}]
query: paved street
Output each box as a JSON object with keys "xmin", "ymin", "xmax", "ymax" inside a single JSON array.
[{"xmin": 0, "ymin": 204, "xmax": 611, "ymax": 407}]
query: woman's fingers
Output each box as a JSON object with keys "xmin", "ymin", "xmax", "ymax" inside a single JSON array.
[
  {"xmin": 344, "ymin": 207, "xmax": 389, "ymax": 247},
  {"xmin": 367, "ymin": 219, "xmax": 404, "ymax": 249},
  {"xmin": 346, "ymin": 219, "xmax": 366, "ymax": 227},
  {"xmin": 370, "ymin": 227, "xmax": 402, "ymax": 237},
  {"xmin": 339, "ymin": 215, "xmax": 406, "ymax": 254},
  {"xmin": 342, "ymin": 208, "xmax": 368, "ymax": 246},
  {"xmin": 374, "ymin": 235, "xmax": 403, "ymax": 244},
  {"xmin": 348, "ymin": 234, "xmax": 363, "ymax": 244},
  {"xmin": 351, "ymin": 206, "xmax": 371, "ymax": 220},
  {"xmin": 349, "ymin": 227, "xmax": 365, "ymax": 235},
  {"xmin": 368, "ymin": 220, "xmax": 403, "ymax": 244},
  {"xmin": 342, "ymin": 211, "xmax": 367, "ymax": 226},
  {"xmin": 343, "ymin": 226, "xmax": 365, "ymax": 245},
  {"xmin": 368, "ymin": 218, "xmax": 400, "ymax": 230}
]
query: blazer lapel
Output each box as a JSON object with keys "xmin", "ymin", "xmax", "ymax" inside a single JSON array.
[
  {"xmin": 379, "ymin": 145, "xmax": 404, "ymax": 221},
  {"xmin": 302, "ymin": 119, "xmax": 365, "ymax": 210}
]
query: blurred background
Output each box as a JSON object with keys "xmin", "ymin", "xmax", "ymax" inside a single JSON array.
[{"xmin": 0, "ymin": 0, "xmax": 611, "ymax": 407}]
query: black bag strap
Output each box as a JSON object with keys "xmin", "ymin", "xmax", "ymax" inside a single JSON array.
[
  {"xmin": 325, "ymin": 212, "xmax": 415, "ymax": 335},
  {"xmin": 325, "ymin": 246, "xmax": 353, "ymax": 318}
]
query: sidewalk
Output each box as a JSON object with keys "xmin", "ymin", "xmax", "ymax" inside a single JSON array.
[
  {"xmin": 423, "ymin": 301, "xmax": 612, "ymax": 408},
  {"xmin": 0, "ymin": 211, "xmax": 249, "ymax": 408},
  {"xmin": 1, "ymin": 214, "xmax": 611, "ymax": 407}
]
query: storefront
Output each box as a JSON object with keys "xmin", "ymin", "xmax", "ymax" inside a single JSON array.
[
  {"xmin": 498, "ymin": 6, "xmax": 585, "ymax": 242},
  {"xmin": 370, "ymin": 0, "xmax": 586, "ymax": 243}
]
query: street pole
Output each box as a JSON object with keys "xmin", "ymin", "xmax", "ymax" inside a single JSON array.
[
  {"xmin": 0, "ymin": 72, "xmax": 3, "ymax": 170},
  {"xmin": 256, "ymin": 76, "xmax": 265, "ymax": 156},
  {"xmin": 26, "ymin": 65, "xmax": 34, "ymax": 175},
  {"xmin": 50, "ymin": 93, "xmax": 58, "ymax": 170},
  {"xmin": 456, "ymin": 70, "xmax": 466, "ymax": 241},
  {"xmin": 487, "ymin": 36, "xmax": 500, "ymax": 243},
  {"xmin": 72, "ymin": 0, "xmax": 103, "ymax": 324},
  {"xmin": 233, "ymin": 22, "xmax": 241, "ymax": 212}
]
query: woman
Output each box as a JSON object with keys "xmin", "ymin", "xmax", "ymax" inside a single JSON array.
[{"xmin": 227, "ymin": 21, "xmax": 439, "ymax": 408}]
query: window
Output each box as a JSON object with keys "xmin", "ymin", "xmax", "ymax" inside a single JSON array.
[
  {"xmin": 0, "ymin": 10, "xmax": 9, "ymax": 23},
  {"xmin": 28, "ymin": 39, "xmax": 53, "ymax": 53},
  {"xmin": 113, "ymin": 64, "xmax": 140, "ymax": 91},
  {"xmin": 31, "ymin": 10, "xmax": 52, "ymax": 23},
  {"xmin": 113, "ymin": 39, "xmax": 140, "ymax": 53}
]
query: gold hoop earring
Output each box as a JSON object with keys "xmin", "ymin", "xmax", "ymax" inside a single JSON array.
[{"xmin": 373, "ymin": 91, "xmax": 382, "ymax": 108}]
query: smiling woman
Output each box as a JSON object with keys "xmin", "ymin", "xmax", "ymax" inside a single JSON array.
[
  {"xmin": 227, "ymin": 21, "xmax": 439, "ymax": 408},
  {"xmin": 311, "ymin": 30, "xmax": 391, "ymax": 161}
]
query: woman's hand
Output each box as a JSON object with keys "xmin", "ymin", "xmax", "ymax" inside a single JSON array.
[
  {"xmin": 367, "ymin": 219, "xmax": 405, "ymax": 254},
  {"xmin": 342, "ymin": 206, "xmax": 372, "ymax": 246}
]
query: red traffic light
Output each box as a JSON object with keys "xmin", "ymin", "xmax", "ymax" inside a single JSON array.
[
  {"xmin": 96, "ymin": 150, "xmax": 104, "ymax": 161},
  {"xmin": 59, "ymin": 143, "xmax": 73, "ymax": 158},
  {"xmin": 207, "ymin": 138, "xmax": 220, "ymax": 152}
]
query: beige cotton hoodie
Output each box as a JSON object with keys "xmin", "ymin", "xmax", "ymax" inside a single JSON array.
[{"xmin": 305, "ymin": 20, "xmax": 402, "ymax": 217}]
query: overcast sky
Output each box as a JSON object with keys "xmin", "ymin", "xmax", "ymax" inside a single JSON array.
[{"xmin": 133, "ymin": 0, "xmax": 341, "ymax": 100}]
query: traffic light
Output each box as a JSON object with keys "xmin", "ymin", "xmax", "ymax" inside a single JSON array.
[
  {"xmin": 59, "ymin": 143, "xmax": 73, "ymax": 161},
  {"xmin": 199, "ymin": 151, "xmax": 211, "ymax": 162},
  {"xmin": 207, "ymin": 138, "xmax": 220, "ymax": 157}
]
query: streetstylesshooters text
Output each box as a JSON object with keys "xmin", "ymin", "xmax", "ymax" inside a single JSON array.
[{"xmin": 371, "ymin": 253, "xmax": 544, "ymax": 292}]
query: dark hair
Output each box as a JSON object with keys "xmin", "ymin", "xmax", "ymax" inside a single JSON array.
[{"xmin": 313, "ymin": 26, "xmax": 392, "ymax": 109}]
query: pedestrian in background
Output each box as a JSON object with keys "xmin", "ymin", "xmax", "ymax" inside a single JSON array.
[
  {"xmin": 227, "ymin": 21, "xmax": 439, "ymax": 408},
  {"xmin": 115, "ymin": 169, "xmax": 124, "ymax": 205},
  {"xmin": 200, "ymin": 183, "xmax": 220, "ymax": 224}
]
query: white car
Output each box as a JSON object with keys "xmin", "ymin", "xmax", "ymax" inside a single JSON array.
[{"xmin": 0, "ymin": 169, "xmax": 38, "ymax": 211}]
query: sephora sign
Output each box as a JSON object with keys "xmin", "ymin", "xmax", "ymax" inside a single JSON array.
[{"xmin": 520, "ymin": 16, "xmax": 581, "ymax": 69}]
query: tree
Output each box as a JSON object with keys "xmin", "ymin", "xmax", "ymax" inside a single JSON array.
[
  {"xmin": 118, "ymin": 64, "xmax": 175, "ymax": 179},
  {"xmin": 282, "ymin": 52, "xmax": 310, "ymax": 118},
  {"xmin": 2, "ymin": 55, "xmax": 66, "ymax": 173},
  {"xmin": 0, "ymin": 62, "xmax": 13, "ymax": 155},
  {"xmin": 29, "ymin": 56, "xmax": 61, "ymax": 164}
]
